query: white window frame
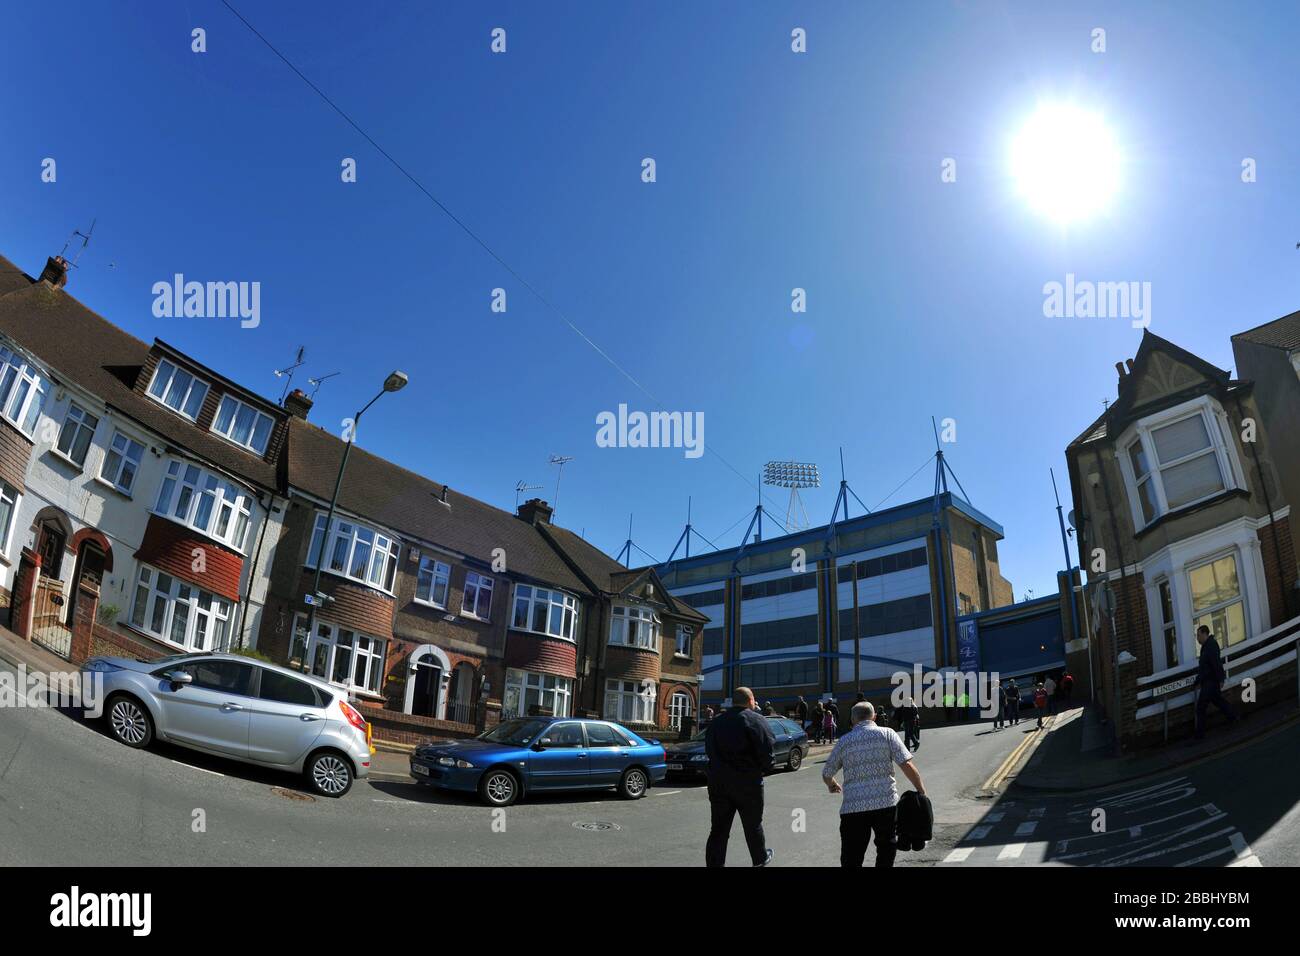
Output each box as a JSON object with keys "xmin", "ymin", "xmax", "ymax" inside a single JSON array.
[
  {"xmin": 55, "ymin": 401, "xmax": 100, "ymax": 468},
  {"xmin": 129, "ymin": 565, "xmax": 234, "ymax": 653},
  {"xmin": 211, "ymin": 394, "xmax": 275, "ymax": 455},
  {"xmin": 414, "ymin": 555, "xmax": 451, "ymax": 609},
  {"xmin": 610, "ymin": 604, "xmax": 660, "ymax": 651},
  {"xmin": 1117, "ymin": 397, "xmax": 1241, "ymax": 531},
  {"xmin": 1186, "ymin": 550, "xmax": 1249, "ymax": 650},
  {"xmin": 605, "ymin": 678, "xmax": 657, "ymax": 725},
  {"xmin": 0, "ymin": 480, "xmax": 20, "ymax": 558},
  {"xmin": 675, "ymin": 624, "xmax": 693, "ymax": 657},
  {"xmin": 153, "ymin": 458, "xmax": 254, "ymax": 552},
  {"xmin": 292, "ymin": 614, "xmax": 387, "ymax": 695},
  {"xmin": 668, "ymin": 691, "xmax": 692, "ymax": 731},
  {"xmin": 0, "ymin": 344, "xmax": 49, "ymax": 438},
  {"xmin": 99, "ymin": 429, "xmax": 146, "ymax": 496},
  {"xmin": 503, "ymin": 668, "xmax": 573, "ymax": 719},
  {"xmin": 461, "ymin": 571, "xmax": 493, "ymax": 620},
  {"xmin": 307, "ymin": 512, "xmax": 400, "ymax": 595},
  {"xmin": 511, "ymin": 584, "xmax": 579, "ymax": 641},
  {"xmin": 147, "ymin": 358, "xmax": 209, "ymax": 421}
]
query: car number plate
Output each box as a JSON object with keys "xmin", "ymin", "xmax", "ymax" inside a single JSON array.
[
  {"xmin": 412, "ymin": 763, "xmax": 430, "ymax": 776},
  {"xmin": 668, "ymin": 763, "xmax": 683, "ymax": 770}
]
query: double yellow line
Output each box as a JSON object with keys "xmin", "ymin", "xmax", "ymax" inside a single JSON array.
[{"xmin": 981, "ymin": 717, "xmax": 1053, "ymax": 792}]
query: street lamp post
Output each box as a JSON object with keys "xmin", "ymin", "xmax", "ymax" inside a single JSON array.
[{"xmin": 298, "ymin": 371, "xmax": 408, "ymax": 675}]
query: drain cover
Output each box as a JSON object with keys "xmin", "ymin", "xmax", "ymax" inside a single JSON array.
[
  {"xmin": 270, "ymin": 787, "xmax": 316, "ymax": 802},
  {"xmin": 572, "ymin": 821, "xmax": 621, "ymax": 832}
]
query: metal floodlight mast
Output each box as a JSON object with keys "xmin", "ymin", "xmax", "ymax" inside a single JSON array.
[{"xmin": 762, "ymin": 460, "xmax": 820, "ymax": 530}]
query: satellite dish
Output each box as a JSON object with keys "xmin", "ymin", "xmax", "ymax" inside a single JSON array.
[{"xmin": 1067, "ymin": 509, "xmax": 1076, "ymax": 529}]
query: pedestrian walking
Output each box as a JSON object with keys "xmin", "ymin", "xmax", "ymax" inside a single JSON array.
[
  {"xmin": 993, "ymin": 680, "xmax": 1008, "ymax": 730},
  {"xmin": 894, "ymin": 696, "xmax": 921, "ymax": 750},
  {"xmin": 796, "ymin": 695, "xmax": 809, "ymax": 733},
  {"xmin": 1006, "ymin": 678, "xmax": 1020, "ymax": 725},
  {"xmin": 704, "ymin": 686, "xmax": 775, "ymax": 867},
  {"xmin": 1032, "ymin": 682, "xmax": 1048, "ymax": 729},
  {"xmin": 1044, "ymin": 675, "xmax": 1057, "ymax": 715},
  {"xmin": 810, "ymin": 701, "xmax": 824, "ymax": 744},
  {"xmin": 822, "ymin": 707, "xmax": 837, "ymax": 744},
  {"xmin": 1194, "ymin": 625, "xmax": 1237, "ymax": 740},
  {"xmin": 1061, "ymin": 671, "xmax": 1074, "ymax": 704},
  {"xmin": 823, "ymin": 702, "xmax": 927, "ymax": 867}
]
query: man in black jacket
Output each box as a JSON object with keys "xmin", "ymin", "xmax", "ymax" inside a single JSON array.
[
  {"xmin": 704, "ymin": 686, "xmax": 776, "ymax": 866},
  {"xmin": 1194, "ymin": 625, "xmax": 1236, "ymax": 739}
]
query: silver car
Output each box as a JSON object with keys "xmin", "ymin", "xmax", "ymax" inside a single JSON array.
[{"xmin": 83, "ymin": 652, "xmax": 372, "ymax": 797}]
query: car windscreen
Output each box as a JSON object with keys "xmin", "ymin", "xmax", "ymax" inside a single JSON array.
[{"xmin": 479, "ymin": 718, "xmax": 550, "ymax": 746}]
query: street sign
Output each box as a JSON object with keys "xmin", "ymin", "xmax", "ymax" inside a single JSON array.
[
  {"xmin": 304, "ymin": 592, "xmax": 334, "ymax": 607},
  {"xmin": 1149, "ymin": 675, "xmax": 1196, "ymax": 697}
]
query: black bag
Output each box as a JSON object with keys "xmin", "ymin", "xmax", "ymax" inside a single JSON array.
[{"xmin": 895, "ymin": 790, "xmax": 933, "ymax": 852}]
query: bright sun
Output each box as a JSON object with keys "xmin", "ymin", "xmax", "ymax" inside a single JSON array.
[{"xmin": 1010, "ymin": 104, "xmax": 1121, "ymax": 224}]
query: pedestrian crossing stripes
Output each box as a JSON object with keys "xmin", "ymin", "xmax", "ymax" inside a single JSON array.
[{"xmin": 940, "ymin": 775, "xmax": 1261, "ymax": 867}]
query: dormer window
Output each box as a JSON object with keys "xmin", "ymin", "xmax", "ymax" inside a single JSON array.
[
  {"xmin": 148, "ymin": 359, "xmax": 209, "ymax": 421},
  {"xmin": 212, "ymin": 394, "xmax": 274, "ymax": 455}
]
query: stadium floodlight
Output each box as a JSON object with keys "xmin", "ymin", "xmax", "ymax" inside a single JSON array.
[{"xmin": 763, "ymin": 460, "xmax": 821, "ymax": 489}]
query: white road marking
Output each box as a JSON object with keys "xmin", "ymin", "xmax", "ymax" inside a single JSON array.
[
  {"xmin": 998, "ymin": 842, "xmax": 1027, "ymax": 860},
  {"xmin": 371, "ymin": 799, "xmax": 434, "ymax": 807},
  {"xmin": 367, "ymin": 771, "xmax": 411, "ymax": 780},
  {"xmin": 1015, "ymin": 821, "xmax": 1037, "ymax": 837},
  {"xmin": 968, "ymin": 825, "xmax": 992, "ymax": 840},
  {"xmin": 984, "ymin": 812, "xmax": 1005, "ymax": 822},
  {"xmin": 1228, "ymin": 853, "xmax": 1263, "ymax": 867},
  {"xmin": 171, "ymin": 761, "xmax": 224, "ymax": 777},
  {"xmin": 944, "ymin": 847, "xmax": 975, "ymax": 862},
  {"xmin": 1028, "ymin": 807, "xmax": 1046, "ymax": 818},
  {"xmin": 655, "ymin": 790, "xmax": 682, "ymax": 796}
]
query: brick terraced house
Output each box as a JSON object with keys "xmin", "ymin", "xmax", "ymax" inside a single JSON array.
[{"xmin": 1066, "ymin": 330, "xmax": 1299, "ymax": 747}]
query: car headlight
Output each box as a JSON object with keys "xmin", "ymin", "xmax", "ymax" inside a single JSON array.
[
  {"xmin": 691, "ymin": 754, "xmax": 709, "ymax": 762},
  {"xmin": 83, "ymin": 659, "xmax": 121, "ymax": 673},
  {"xmin": 438, "ymin": 757, "xmax": 474, "ymax": 768}
]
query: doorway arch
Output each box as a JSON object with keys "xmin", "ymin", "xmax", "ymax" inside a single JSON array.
[{"xmin": 404, "ymin": 644, "xmax": 452, "ymax": 718}]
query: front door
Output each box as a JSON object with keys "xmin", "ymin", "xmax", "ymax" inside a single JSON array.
[
  {"xmin": 527, "ymin": 720, "xmax": 589, "ymax": 789},
  {"xmin": 37, "ymin": 522, "xmax": 66, "ymax": 579},
  {"xmin": 411, "ymin": 659, "xmax": 441, "ymax": 717}
]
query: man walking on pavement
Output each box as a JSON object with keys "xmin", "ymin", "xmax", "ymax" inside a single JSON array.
[
  {"xmin": 823, "ymin": 702, "xmax": 927, "ymax": 867},
  {"xmin": 704, "ymin": 686, "xmax": 776, "ymax": 867},
  {"xmin": 796, "ymin": 695, "xmax": 808, "ymax": 734},
  {"xmin": 1006, "ymin": 678, "xmax": 1020, "ymax": 725},
  {"xmin": 1044, "ymin": 674, "xmax": 1057, "ymax": 715},
  {"xmin": 1194, "ymin": 625, "xmax": 1237, "ymax": 740}
]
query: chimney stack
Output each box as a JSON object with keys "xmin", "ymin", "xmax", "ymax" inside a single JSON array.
[
  {"xmin": 1115, "ymin": 360, "xmax": 1128, "ymax": 382},
  {"xmin": 39, "ymin": 256, "xmax": 69, "ymax": 289},
  {"xmin": 517, "ymin": 498, "xmax": 554, "ymax": 526},
  {"xmin": 283, "ymin": 388, "xmax": 314, "ymax": 420}
]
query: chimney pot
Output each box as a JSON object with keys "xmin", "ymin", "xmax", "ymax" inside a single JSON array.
[
  {"xmin": 283, "ymin": 388, "xmax": 313, "ymax": 420},
  {"xmin": 39, "ymin": 256, "xmax": 69, "ymax": 289},
  {"xmin": 517, "ymin": 498, "xmax": 554, "ymax": 526},
  {"xmin": 1115, "ymin": 361, "xmax": 1127, "ymax": 379},
  {"xmin": 1125, "ymin": 359, "xmax": 1135, "ymax": 373}
]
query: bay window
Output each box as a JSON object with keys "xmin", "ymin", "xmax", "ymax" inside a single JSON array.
[
  {"xmin": 307, "ymin": 513, "xmax": 400, "ymax": 594},
  {"xmin": 503, "ymin": 669, "xmax": 572, "ymax": 719},
  {"xmin": 0, "ymin": 480, "xmax": 19, "ymax": 557},
  {"xmin": 147, "ymin": 359, "xmax": 209, "ymax": 420},
  {"xmin": 154, "ymin": 459, "xmax": 254, "ymax": 551},
  {"xmin": 291, "ymin": 615, "xmax": 387, "ymax": 694},
  {"xmin": 610, "ymin": 604, "xmax": 660, "ymax": 650},
  {"xmin": 130, "ymin": 565, "xmax": 233, "ymax": 652},
  {"xmin": 0, "ymin": 345, "xmax": 48, "ymax": 437},
  {"xmin": 462, "ymin": 572, "xmax": 493, "ymax": 619},
  {"xmin": 56, "ymin": 402, "xmax": 99, "ymax": 467},
  {"xmin": 605, "ymin": 679, "xmax": 657, "ymax": 725},
  {"xmin": 415, "ymin": 556, "xmax": 451, "ymax": 608},
  {"xmin": 212, "ymin": 394, "xmax": 274, "ymax": 455},
  {"xmin": 511, "ymin": 584, "xmax": 578, "ymax": 641},
  {"xmin": 1122, "ymin": 400, "xmax": 1236, "ymax": 529},
  {"xmin": 1189, "ymin": 553, "xmax": 1247, "ymax": 648}
]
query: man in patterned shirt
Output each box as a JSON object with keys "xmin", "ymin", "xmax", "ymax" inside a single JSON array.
[{"xmin": 823, "ymin": 701, "xmax": 927, "ymax": 867}]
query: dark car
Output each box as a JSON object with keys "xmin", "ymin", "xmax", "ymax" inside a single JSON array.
[{"xmin": 664, "ymin": 715, "xmax": 808, "ymax": 777}]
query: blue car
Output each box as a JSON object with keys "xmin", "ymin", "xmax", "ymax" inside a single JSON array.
[{"xmin": 410, "ymin": 716, "xmax": 667, "ymax": 807}]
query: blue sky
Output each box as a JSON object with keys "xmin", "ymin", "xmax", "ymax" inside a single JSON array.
[{"xmin": 3, "ymin": 1, "xmax": 1297, "ymax": 600}]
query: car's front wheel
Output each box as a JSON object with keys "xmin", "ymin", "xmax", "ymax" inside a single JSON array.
[
  {"xmin": 787, "ymin": 747, "xmax": 804, "ymax": 772},
  {"xmin": 618, "ymin": 767, "xmax": 649, "ymax": 799},
  {"xmin": 479, "ymin": 768, "xmax": 520, "ymax": 807},
  {"xmin": 106, "ymin": 694, "xmax": 153, "ymax": 749},
  {"xmin": 307, "ymin": 751, "xmax": 353, "ymax": 798}
]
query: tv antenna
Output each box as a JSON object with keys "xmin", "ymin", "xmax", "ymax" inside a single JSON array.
[
  {"xmin": 549, "ymin": 454, "xmax": 574, "ymax": 516},
  {"xmin": 59, "ymin": 219, "xmax": 96, "ymax": 268},
  {"xmin": 307, "ymin": 371, "xmax": 341, "ymax": 401},
  {"xmin": 273, "ymin": 346, "xmax": 306, "ymax": 403},
  {"xmin": 515, "ymin": 480, "xmax": 544, "ymax": 508},
  {"xmin": 763, "ymin": 460, "xmax": 821, "ymax": 531}
]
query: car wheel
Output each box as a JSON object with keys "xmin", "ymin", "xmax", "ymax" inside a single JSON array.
[
  {"xmin": 787, "ymin": 747, "xmax": 804, "ymax": 772},
  {"xmin": 106, "ymin": 694, "xmax": 153, "ymax": 749},
  {"xmin": 307, "ymin": 751, "xmax": 353, "ymax": 798},
  {"xmin": 479, "ymin": 768, "xmax": 520, "ymax": 807},
  {"xmin": 618, "ymin": 767, "xmax": 649, "ymax": 800}
]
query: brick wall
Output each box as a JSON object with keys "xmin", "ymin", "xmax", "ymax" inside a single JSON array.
[
  {"xmin": 1257, "ymin": 516, "xmax": 1298, "ymax": 627},
  {"xmin": 604, "ymin": 643, "xmax": 661, "ymax": 682},
  {"xmin": 0, "ymin": 419, "xmax": 33, "ymax": 489},
  {"xmin": 504, "ymin": 631, "xmax": 577, "ymax": 678}
]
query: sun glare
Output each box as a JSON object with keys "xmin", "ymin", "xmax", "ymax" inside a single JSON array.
[{"xmin": 1010, "ymin": 104, "xmax": 1121, "ymax": 224}]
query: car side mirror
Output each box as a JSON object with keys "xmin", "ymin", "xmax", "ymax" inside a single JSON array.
[
  {"xmin": 530, "ymin": 742, "xmax": 546, "ymax": 752},
  {"xmin": 164, "ymin": 670, "xmax": 193, "ymax": 687}
]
